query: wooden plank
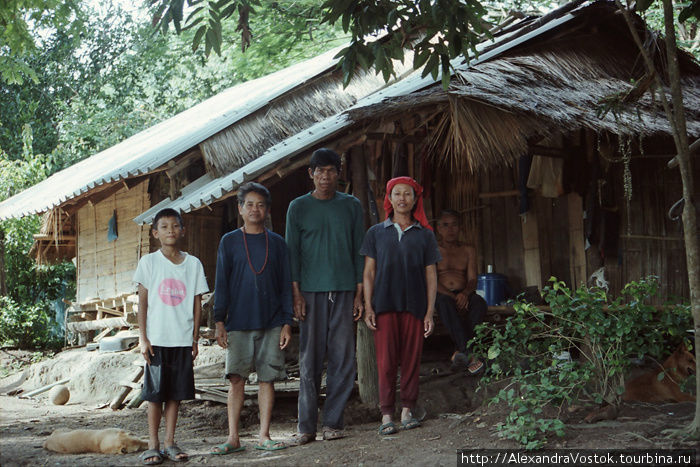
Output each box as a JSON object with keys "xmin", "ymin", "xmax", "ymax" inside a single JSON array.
[
  {"xmin": 521, "ymin": 209, "xmax": 542, "ymax": 289},
  {"xmin": 111, "ymin": 366, "xmax": 144, "ymax": 410},
  {"xmin": 550, "ymin": 197, "xmax": 570, "ymax": 284},
  {"xmin": 567, "ymin": 193, "xmax": 586, "ymax": 288},
  {"xmin": 67, "ymin": 316, "xmax": 131, "ymax": 332},
  {"xmin": 480, "ymin": 170, "xmax": 494, "ymax": 269}
]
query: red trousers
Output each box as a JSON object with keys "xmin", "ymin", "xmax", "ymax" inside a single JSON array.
[{"xmin": 374, "ymin": 311, "xmax": 424, "ymax": 415}]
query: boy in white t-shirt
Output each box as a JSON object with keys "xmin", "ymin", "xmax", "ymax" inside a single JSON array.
[{"xmin": 134, "ymin": 208, "xmax": 208, "ymax": 465}]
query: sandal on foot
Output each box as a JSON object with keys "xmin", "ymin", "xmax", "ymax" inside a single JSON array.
[
  {"xmin": 286, "ymin": 432, "xmax": 316, "ymax": 446},
  {"xmin": 467, "ymin": 359, "xmax": 484, "ymax": 376},
  {"xmin": 139, "ymin": 449, "xmax": 163, "ymax": 465},
  {"xmin": 322, "ymin": 426, "xmax": 345, "ymax": 441},
  {"xmin": 210, "ymin": 443, "xmax": 246, "ymax": 455},
  {"xmin": 378, "ymin": 422, "xmax": 398, "ymax": 436},
  {"xmin": 254, "ymin": 439, "xmax": 287, "ymax": 451},
  {"xmin": 401, "ymin": 417, "xmax": 421, "ymax": 430},
  {"xmin": 164, "ymin": 444, "xmax": 188, "ymax": 462}
]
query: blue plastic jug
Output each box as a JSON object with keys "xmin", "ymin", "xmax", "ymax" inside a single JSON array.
[{"xmin": 476, "ymin": 272, "xmax": 507, "ymax": 306}]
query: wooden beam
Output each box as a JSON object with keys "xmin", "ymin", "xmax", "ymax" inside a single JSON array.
[
  {"xmin": 521, "ymin": 212, "xmax": 542, "ymax": 289},
  {"xmin": 667, "ymin": 138, "xmax": 700, "ymax": 168},
  {"xmin": 479, "ymin": 190, "xmax": 519, "ymax": 198},
  {"xmin": 33, "ymin": 234, "xmax": 76, "ymax": 241},
  {"xmin": 66, "ymin": 316, "xmax": 133, "ymax": 332},
  {"xmin": 529, "ymin": 145, "xmax": 565, "ymax": 158},
  {"xmin": 166, "ymin": 150, "xmax": 201, "ymax": 178},
  {"xmin": 567, "ymin": 193, "xmax": 586, "ymax": 288}
]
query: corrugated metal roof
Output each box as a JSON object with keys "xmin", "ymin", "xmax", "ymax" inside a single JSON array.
[
  {"xmin": 0, "ymin": 45, "xmax": 349, "ymax": 220},
  {"xmin": 134, "ymin": 8, "xmax": 582, "ymax": 225}
]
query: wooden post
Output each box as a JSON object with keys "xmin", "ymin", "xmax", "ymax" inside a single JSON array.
[
  {"xmin": 110, "ymin": 366, "xmax": 144, "ymax": 410},
  {"xmin": 568, "ymin": 193, "xmax": 586, "ymax": 288},
  {"xmin": 349, "ymin": 146, "xmax": 379, "ymax": 406},
  {"xmin": 521, "ymin": 211, "xmax": 543, "ymax": 289}
]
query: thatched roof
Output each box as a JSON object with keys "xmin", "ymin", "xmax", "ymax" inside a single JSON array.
[
  {"xmin": 28, "ymin": 208, "xmax": 75, "ymax": 263},
  {"xmin": 200, "ymin": 68, "xmax": 401, "ymax": 177},
  {"xmin": 348, "ymin": 1, "xmax": 700, "ymax": 172}
]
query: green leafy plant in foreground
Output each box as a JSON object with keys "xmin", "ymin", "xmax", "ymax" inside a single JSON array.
[{"xmin": 471, "ymin": 276, "xmax": 692, "ymax": 449}]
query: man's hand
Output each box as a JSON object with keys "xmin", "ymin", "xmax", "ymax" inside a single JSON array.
[
  {"xmin": 454, "ymin": 291, "xmax": 468, "ymax": 310},
  {"xmin": 364, "ymin": 307, "xmax": 377, "ymax": 331},
  {"xmin": 293, "ymin": 290, "xmax": 306, "ymax": 321},
  {"xmin": 140, "ymin": 336, "xmax": 154, "ymax": 365},
  {"xmin": 279, "ymin": 324, "xmax": 292, "ymax": 350},
  {"xmin": 423, "ymin": 314, "xmax": 434, "ymax": 338},
  {"xmin": 353, "ymin": 289, "xmax": 364, "ymax": 322},
  {"xmin": 192, "ymin": 341, "xmax": 199, "ymax": 360},
  {"xmin": 215, "ymin": 322, "xmax": 228, "ymax": 349}
]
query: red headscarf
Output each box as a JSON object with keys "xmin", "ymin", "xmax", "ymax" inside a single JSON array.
[{"xmin": 383, "ymin": 176, "xmax": 433, "ymax": 231}]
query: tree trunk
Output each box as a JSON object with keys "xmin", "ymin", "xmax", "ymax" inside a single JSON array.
[
  {"xmin": 660, "ymin": 0, "xmax": 700, "ymax": 437},
  {"xmin": 350, "ymin": 146, "xmax": 379, "ymax": 406},
  {"xmin": 616, "ymin": 0, "xmax": 699, "ymax": 436}
]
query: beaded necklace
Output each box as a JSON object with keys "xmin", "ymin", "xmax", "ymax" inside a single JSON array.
[{"xmin": 242, "ymin": 226, "xmax": 269, "ymax": 275}]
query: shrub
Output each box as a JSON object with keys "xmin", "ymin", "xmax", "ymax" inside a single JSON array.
[
  {"xmin": 0, "ymin": 296, "xmax": 63, "ymax": 350},
  {"xmin": 471, "ymin": 276, "xmax": 692, "ymax": 449}
]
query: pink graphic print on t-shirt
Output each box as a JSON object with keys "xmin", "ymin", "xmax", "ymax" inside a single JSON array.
[{"xmin": 158, "ymin": 278, "xmax": 187, "ymax": 306}]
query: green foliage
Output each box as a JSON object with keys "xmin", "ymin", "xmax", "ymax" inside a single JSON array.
[
  {"xmin": 0, "ymin": 0, "xmax": 85, "ymax": 84},
  {"xmin": 323, "ymin": 0, "xmax": 489, "ymax": 88},
  {"xmin": 471, "ymin": 276, "xmax": 692, "ymax": 449},
  {"xmin": 0, "ymin": 296, "xmax": 63, "ymax": 350},
  {"xmin": 149, "ymin": 0, "xmax": 342, "ymax": 57},
  {"xmin": 1, "ymin": 0, "xmax": 343, "ymax": 351},
  {"xmin": 0, "ymin": 127, "xmax": 75, "ymax": 349}
]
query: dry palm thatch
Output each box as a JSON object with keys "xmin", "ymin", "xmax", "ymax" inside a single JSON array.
[
  {"xmin": 349, "ymin": 6, "xmax": 700, "ymax": 173},
  {"xmin": 426, "ymin": 96, "xmax": 551, "ymax": 173},
  {"xmin": 200, "ymin": 68, "xmax": 392, "ymax": 177},
  {"xmin": 28, "ymin": 208, "xmax": 75, "ymax": 264},
  {"xmin": 450, "ymin": 37, "xmax": 700, "ymax": 139}
]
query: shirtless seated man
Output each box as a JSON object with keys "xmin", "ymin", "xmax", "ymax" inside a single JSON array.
[{"xmin": 435, "ymin": 210, "xmax": 487, "ymax": 375}]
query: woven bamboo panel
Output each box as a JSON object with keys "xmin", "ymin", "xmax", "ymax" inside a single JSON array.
[{"xmin": 76, "ymin": 180, "xmax": 150, "ymax": 303}]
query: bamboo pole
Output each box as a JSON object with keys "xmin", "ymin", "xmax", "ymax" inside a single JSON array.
[
  {"xmin": 350, "ymin": 145, "xmax": 379, "ymax": 406},
  {"xmin": 110, "ymin": 366, "xmax": 144, "ymax": 410},
  {"xmin": 21, "ymin": 379, "xmax": 70, "ymax": 398}
]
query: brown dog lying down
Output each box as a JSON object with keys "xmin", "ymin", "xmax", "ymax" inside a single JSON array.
[
  {"xmin": 583, "ymin": 345, "xmax": 695, "ymax": 423},
  {"xmin": 43, "ymin": 428, "xmax": 148, "ymax": 454},
  {"xmin": 622, "ymin": 345, "xmax": 696, "ymax": 403}
]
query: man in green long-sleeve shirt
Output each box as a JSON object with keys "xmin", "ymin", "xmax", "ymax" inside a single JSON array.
[{"xmin": 285, "ymin": 148, "xmax": 365, "ymax": 444}]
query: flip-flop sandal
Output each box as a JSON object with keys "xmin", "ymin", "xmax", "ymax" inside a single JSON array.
[
  {"xmin": 139, "ymin": 449, "xmax": 163, "ymax": 465},
  {"xmin": 254, "ymin": 439, "xmax": 287, "ymax": 451},
  {"xmin": 210, "ymin": 443, "xmax": 246, "ymax": 455},
  {"xmin": 467, "ymin": 359, "xmax": 485, "ymax": 375},
  {"xmin": 164, "ymin": 444, "xmax": 188, "ymax": 462},
  {"xmin": 286, "ymin": 432, "xmax": 316, "ymax": 446},
  {"xmin": 401, "ymin": 417, "xmax": 421, "ymax": 430},
  {"xmin": 322, "ymin": 427, "xmax": 345, "ymax": 441},
  {"xmin": 378, "ymin": 422, "xmax": 398, "ymax": 436}
]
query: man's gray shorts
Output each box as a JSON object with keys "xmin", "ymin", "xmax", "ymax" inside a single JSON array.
[{"xmin": 225, "ymin": 327, "xmax": 286, "ymax": 382}]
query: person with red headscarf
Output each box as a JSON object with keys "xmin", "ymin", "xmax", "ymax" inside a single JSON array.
[{"xmin": 360, "ymin": 176, "xmax": 441, "ymax": 436}]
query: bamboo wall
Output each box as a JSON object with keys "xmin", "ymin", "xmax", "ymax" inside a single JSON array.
[
  {"xmin": 460, "ymin": 154, "xmax": 696, "ymax": 302},
  {"xmin": 606, "ymin": 157, "xmax": 698, "ymax": 301},
  {"xmin": 76, "ymin": 181, "xmax": 150, "ymax": 303}
]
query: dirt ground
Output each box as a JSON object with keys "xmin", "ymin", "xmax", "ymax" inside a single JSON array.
[{"xmin": 0, "ymin": 347, "xmax": 698, "ymax": 466}]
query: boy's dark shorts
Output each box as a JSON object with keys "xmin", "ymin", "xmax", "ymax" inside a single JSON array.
[{"xmin": 142, "ymin": 346, "xmax": 195, "ymax": 403}]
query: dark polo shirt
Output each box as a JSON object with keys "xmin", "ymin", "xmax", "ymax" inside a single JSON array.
[{"xmin": 360, "ymin": 218, "xmax": 441, "ymax": 320}]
